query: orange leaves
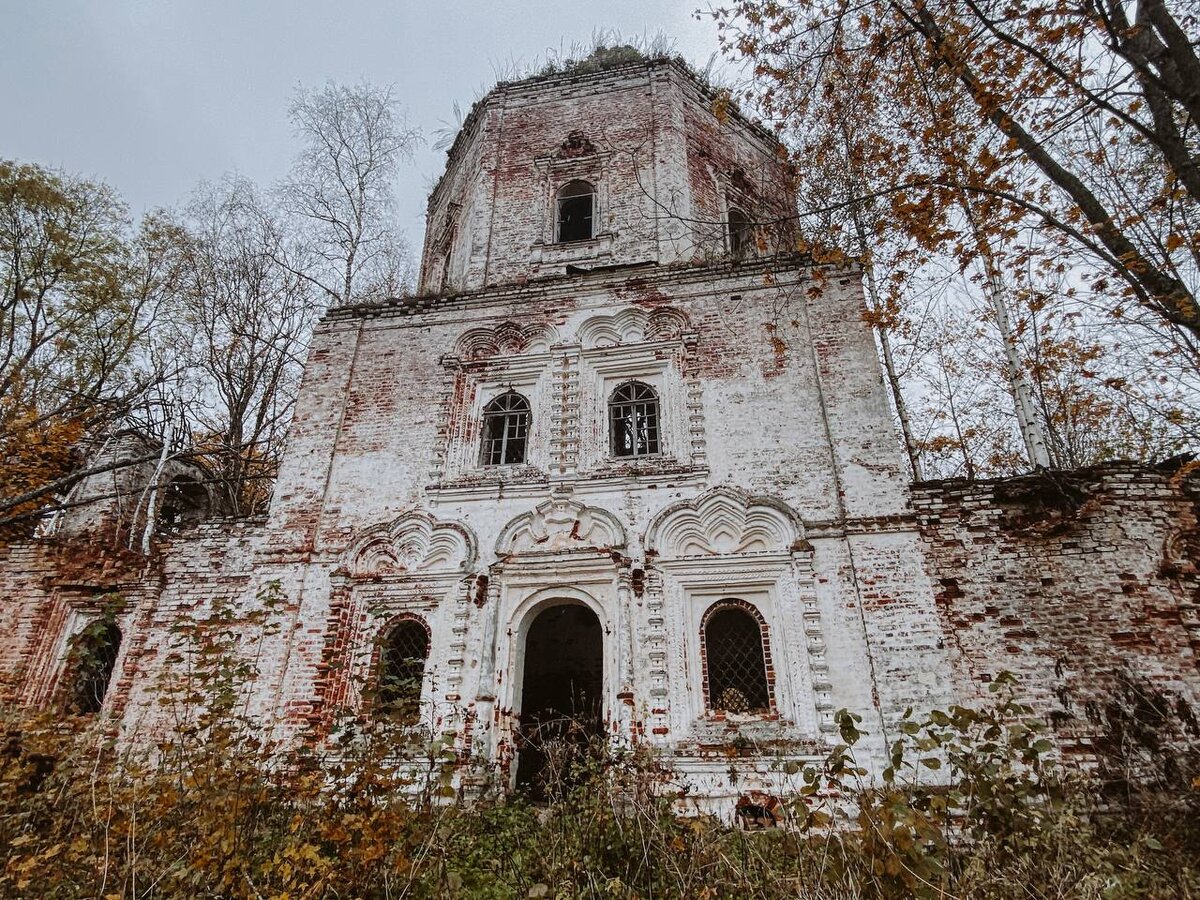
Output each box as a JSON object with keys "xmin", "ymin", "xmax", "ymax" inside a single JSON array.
[
  {"xmin": 0, "ymin": 406, "xmax": 86, "ymax": 538},
  {"xmin": 1164, "ymin": 232, "xmax": 1189, "ymax": 253},
  {"xmin": 710, "ymin": 89, "xmax": 734, "ymax": 124}
]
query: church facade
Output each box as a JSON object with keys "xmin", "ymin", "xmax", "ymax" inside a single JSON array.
[{"xmin": 2, "ymin": 59, "xmax": 1197, "ymax": 812}]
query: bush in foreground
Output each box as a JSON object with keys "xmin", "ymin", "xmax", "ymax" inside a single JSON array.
[{"xmin": 1, "ymin": 673, "xmax": 1197, "ymax": 898}]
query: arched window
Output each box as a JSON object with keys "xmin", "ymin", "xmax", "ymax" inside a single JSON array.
[
  {"xmin": 727, "ymin": 207, "xmax": 753, "ymax": 258},
  {"xmin": 65, "ymin": 620, "xmax": 122, "ymax": 715},
  {"xmin": 556, "ymin": 180, "xmax": 595, "ymax": 243},
  {"xmin": 702, "ymin": 602, "xmax": 772, "ymax": 714},
  {"xmin": 609, "ymin": 381, "xmax": 660, "ymax": 458},
  {"xmin": 374, "ymin": 617, "xmax": 430, "ymax": 724},
  {"xmin": 480, "ymin": 391, "xmax": 531, "ymax": 466}
]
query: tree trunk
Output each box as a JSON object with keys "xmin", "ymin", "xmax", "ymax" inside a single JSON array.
[
  {"xmin": 137, "ymin": 419, "xmax": 174, "ymax": 554},
  {"xmin": 966, "ymin": 211, "xmax": 1053, "ymax": 469}
]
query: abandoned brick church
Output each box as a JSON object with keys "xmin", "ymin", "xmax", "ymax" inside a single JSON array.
[{"xmin": 2, "ymin": 58, "xmax": 1197, "ymax": 808}]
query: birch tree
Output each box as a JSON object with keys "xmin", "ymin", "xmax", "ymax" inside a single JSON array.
[
  {"xmin": 712, "ymin": 0, "xmax": 1200, "ymax": 475},
  {"xmin": 715, "ymin": 0, "xmax": 1200, "ymax": 341},
  {"xmin": 158, "ymin": 178, "xmax": 316, "ymax": 516},
  {"xmin": 281, "ymin": 81, "xmax": 420, "ymax": 306}
]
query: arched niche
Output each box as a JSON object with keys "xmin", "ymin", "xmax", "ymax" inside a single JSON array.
[
  {"xmin": 496, "ymin": 498, "xmax": 626, "ymax": 556},
  {"xmin": 346, "ymin": 510, "xmax": 478, "ymax": 577},
  {"xmin": 576, "ymin": 306, "xmax": 690, "ymax": 349},
  {"xmin": 454, "ymin": 321, "xmax": 560, "ymax": 361},
  {"xmin": 645, "ymin": 487, "xmax": 804, "ymax": 558}
]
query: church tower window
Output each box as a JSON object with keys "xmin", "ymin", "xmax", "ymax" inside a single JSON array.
[
  {"xmin": 609, "ymin": 381, "xmax": 660, "ymax": 458},
  {"xmin": 555, "ymin": 180, "xmax": 595, "ymax": 242},
  {"xmin": 727, "ymin": 208, "xmax": 753, "ymax": 258},
  {"xmin": 374, "ymin": 617, "xmax": 430, "ymax": 724},
  {"xmin": 701, "ymin": 602, "xmax": 772, "ymax": 714},
  {"xmin": 480, "ymin": 391, "xmax": 531, "ymax": 466}
]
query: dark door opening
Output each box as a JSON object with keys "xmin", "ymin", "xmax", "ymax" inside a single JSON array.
[{"xmin": 515, "ymin": 603, "xmax": 604, "ymax": 797}]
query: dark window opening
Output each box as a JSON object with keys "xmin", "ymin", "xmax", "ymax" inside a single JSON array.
[
  {"xmin": 480, "ymin": 391, "xmax": 531, "ymax": 466},
  {"xmin": 158, "ymin": 476, "xmax": 210, "ymax": 531},
  {"xmin": 704, "ymin": 606, "xmax": 771, "ymax": 714},
  {"xmin": 65, "ymin": 620, "xmax": 121, "ymax": 715},
  {"xmin": 375, "ymin": 618, "xmax": 430, "ymax": 725},
  {"xmin": 609, "ymin": 381, "xmax": 660, "ymax": 458},
  {"xmin": 556, "ymin": 180, "xmax": 595, "ymax": 243},
  {"xmin": 516, "ymin": 603, "xmax": 604, "ymax": 798},
  {"xmin": 728, "ymin": 208, "xmax": 753, "ymax": 258},
  {"xmin": 736, "ymin": 793, "xmax": 783, "ymax": 829}
]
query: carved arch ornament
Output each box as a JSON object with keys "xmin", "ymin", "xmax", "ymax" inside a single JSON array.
[
  {"xmin": 347, "ymin": 510, "xmax": 478, "ymax": 577},
  {"xmin": 556, "ymin": 129, "xmax": 597, "ymax": 159},
  {"xmin": 451, "ymin": 306, "xmax": 689, "ymax": 361},
  {"xmin": 496, "ymin": 497, "xmax": 626, "ymax": 555},
  {"xmin": 577, "ymin": 307, "xmax": 690, "ymax": 349},
  {"xmin": 645, "ymin": 486, "xmax": 804, "ymax": 558},
  {"xmin": 453, "ymin": 321, "xmax": 560, "ymax": 361},
  {"xmin": 1162, "ymin": 524, "xmax": 1200, "ymax": 585}
]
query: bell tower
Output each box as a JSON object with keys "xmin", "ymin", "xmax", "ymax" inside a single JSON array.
[{"xmin": 419, "ymin": 58, "xmax": 797, "ymax": 293}]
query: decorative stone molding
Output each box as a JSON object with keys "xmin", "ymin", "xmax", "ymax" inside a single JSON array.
[
  {"xmin": 496, "ymin": 498, "xmax": 626, "ymax": 555},
  {"xmin": 643, "ymin": 569, "xmax": 670, "ymax": 709},
  {"xmin": 347, "ymin": 511, "xmax": 477, "ymax": 577},
  {"xmin": 532, "ymin": 146, "xmax": 613, "ymax": 254},
  {"xmin": 683, "ymin": 329, "xmax": 708, "ymax": 469},
  {"xmin": 1163, "ymin": 526, "xmax": 1200, "ymax": 576},
  {"xmin": 646, "ymin": 308, "xmax": 690, "ymax": 342},
  {"xmin": 453, "ymin": 321, "xmax": 559, "ymax": 361},
  {"xmin": 548, "ymin": 346, "xmax": 582, "ymax": 476},
  {"xmin": 556, "ymin": 129, "xmax": 596, "ymax": 158},
  {"xmin": 577, "ymin": 306, "xmax": 690, "ymax": 349},
  {"xmin": 429, "ymin": 324, "xmax": 557, "ymax": 491},
  {"xmin": 645, "ymin": 487, "xmax": 803, "ymax": 558}
]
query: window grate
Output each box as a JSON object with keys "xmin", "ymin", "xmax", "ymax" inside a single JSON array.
[
  {"xmin": 609, "ymin": 381, "xmax": 660, "ymax": 458},
  {"xmin": 480, "ymin": 392, "xmax": 531, "ymax": 466},
  {"xmin": 376, "ymin": 619, "xmax": 429, "ymax": 723},
  {"xmin": 704, "ymin": 607, "xmax": 770, "ymax": 713}
]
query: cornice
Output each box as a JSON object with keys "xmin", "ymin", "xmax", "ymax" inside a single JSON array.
[{"xmin": 319, "ymin": 255, "xmax": 855, "ymax": 331}]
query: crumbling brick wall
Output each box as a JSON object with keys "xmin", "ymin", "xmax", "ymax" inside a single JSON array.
[
  {"xmin": 0, "ymin": 521, "xmax": 268, "ymax": 736},
  {"xmin": 419, "ymin": 58, "xmax": 795, "ymax": 294},
  {"xmin": 914, "ymin": 462, "xmax": 1200, "ymax": 751}
]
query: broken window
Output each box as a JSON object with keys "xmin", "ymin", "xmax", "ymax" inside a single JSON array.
[
  {"xmin": 480, "ymin": 391, "xmax": 531, "ymax": 466},
  {"xmin": 158, "ymin": 476, "xmax": 210, "ymax": 531},
  {"xmin": 703, "ymin": 604, "xmax": 771, "ymax": 714},
  {"xmin": 609, "ymin": 381, "xmax": 660, "ymax": 458},
  {"xmin": 64, "ymin": 619, "xmax": 122, "ymax": 715},
  {"xmin": 374, "ymin": 617, "xmax": 430, "ymax": 725},
  {"xmin": 727, "ymin": 207, "xmax": 753, "ymax": 258},
  {"xmin": 556, "ymin": 180, "xmax": 595, "ymax": 243}
]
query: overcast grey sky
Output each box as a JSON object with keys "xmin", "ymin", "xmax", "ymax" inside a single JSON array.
[{"xmin": 2, "ymin": 1, "xmax": 725, "ymax": 252}]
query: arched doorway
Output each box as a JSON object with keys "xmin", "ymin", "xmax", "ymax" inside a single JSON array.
[{"xmin": 515, "ymin": 602, "xmax": 604, "ymax": 796}]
